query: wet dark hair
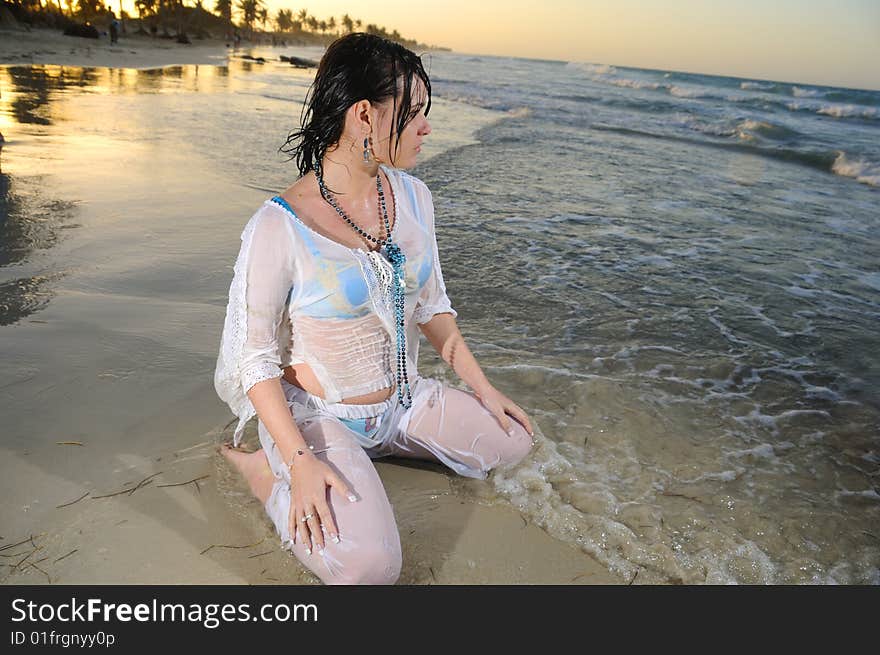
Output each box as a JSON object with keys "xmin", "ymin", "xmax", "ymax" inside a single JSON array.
[{"xmin": 280, "ymin": 33, "xmax": 432, "ymax": 177}]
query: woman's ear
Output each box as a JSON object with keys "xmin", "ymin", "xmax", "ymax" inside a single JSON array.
[{"xmin": 352, "ymin": 99, "xmax": 373, "ymax": 132}]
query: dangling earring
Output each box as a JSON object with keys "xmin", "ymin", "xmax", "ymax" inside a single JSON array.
[{"xmin": 362, "ymin": 137, "xmax": 371, "ymax": 163}]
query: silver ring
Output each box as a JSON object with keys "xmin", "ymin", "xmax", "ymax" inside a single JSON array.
[{"xmin": 300, "ymin": 513, "xmax": 314, "ymax": 523}]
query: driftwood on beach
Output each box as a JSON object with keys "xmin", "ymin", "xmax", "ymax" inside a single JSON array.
[
  {"xmin": 280, "ymin": 55, "xmax": 318, "ymax": 68},
  {"xmin": 237, "ymin": 54, "xmax": 317, "ymax": 68}
]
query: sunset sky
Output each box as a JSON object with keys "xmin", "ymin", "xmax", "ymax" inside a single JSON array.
[{"xmin": 117, "ymin": 0, "xmax": 880, "ymax": 90}]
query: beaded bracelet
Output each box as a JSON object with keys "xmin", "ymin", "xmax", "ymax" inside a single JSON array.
[{"xmin": 286, "ymin": 445, "xmax": 314, "ymax": 471}]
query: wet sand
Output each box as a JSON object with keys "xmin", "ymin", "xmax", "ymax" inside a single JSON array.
[{"xmin": 2, "ymin": 439, "xmax": 620, "ymax": 584}]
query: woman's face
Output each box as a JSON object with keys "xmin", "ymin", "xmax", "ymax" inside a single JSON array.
[{"xmin": 372, "ymin": 76, "xmax": 431, "ymax": 170}]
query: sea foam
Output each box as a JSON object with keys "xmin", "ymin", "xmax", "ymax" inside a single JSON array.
[{"xmin": 831, "ymin": 152, "xmax": 880, "ymax": 187}]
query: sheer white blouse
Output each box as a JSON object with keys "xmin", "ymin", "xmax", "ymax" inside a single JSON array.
[{"xmin": 214, "ymin": 165, "xmax": 457, "ymax": 445}]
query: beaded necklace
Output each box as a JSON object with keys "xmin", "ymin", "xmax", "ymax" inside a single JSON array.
[{"xmin": 314, "ymin": 162, "xmax": 413, "ymax": 409}]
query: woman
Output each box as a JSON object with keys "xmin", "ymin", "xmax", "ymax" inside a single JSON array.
[{"xmin": 214, "ymin": 33, "xmax": 535, "ymax": 585}]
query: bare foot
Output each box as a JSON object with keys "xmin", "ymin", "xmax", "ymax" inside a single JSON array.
[{"xmin": 220, "ymin": 445, "xmax": 277, "ymax": 505}]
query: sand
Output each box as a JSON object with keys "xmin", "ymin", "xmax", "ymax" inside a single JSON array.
[
  {"xmin": 1, "ymin": 390, "xmax": 620, "ymax": 585},
  {"xmin": 0, "ymin": 27, "xmax": 232, "ymax": 70},
  {"xmin": 0, "ymin": 28, "xmax": 623, "ymax": 586}
]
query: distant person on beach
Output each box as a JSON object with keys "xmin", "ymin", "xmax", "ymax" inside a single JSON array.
[
  {"xmin": 215, "ymin": 33, "xmax": 535, "ymax": 585},
  {"xmin": 108, "ymin": 13, "xmax": 120, "ymax": 44}
]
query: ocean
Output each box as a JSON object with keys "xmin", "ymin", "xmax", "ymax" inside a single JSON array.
[{"xmin": 1, "ymin": 46, "xmax": 877, "ymax": 584}]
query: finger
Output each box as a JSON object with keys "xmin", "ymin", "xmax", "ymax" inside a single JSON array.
[
  {"xmin": 507, "ymin": 404, "xmax": 534, "ymax": 436},
  {"xmin": 287, "ymin": 497, "xmax": 297, "ymax": 546},
  {"xmin": 480, "ymin": 398, "xmax": 510, "ymax": 433},
  {"xmin": 298, "ymin": 507, "xmax": 313, "ymax": 555},
  {"xmin": 306, "ymin": 513, "xmax": 322, "ymax": 552},
  {"xmin": 314, "ymin": 498, "xmax": 337, "ymax": 545},
  {"xmin": 327, "ymin": 471, "xmax": 358, "ymax": 505},
  {"xmin": 307, "ymin": 502, "xmax": 326, "ymax": 551},
  {"xmin": 491, "ymin": 407, "xmax": 513, "ymax": 434},
  {"xmin": 288, "ymin": 488, "xmax": 301, "ymax": 544}
]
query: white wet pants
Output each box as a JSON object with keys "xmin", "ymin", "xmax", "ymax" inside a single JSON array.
[{"xmin": 257, "ymin": 375, "xmax": 534, "ymax": 585}]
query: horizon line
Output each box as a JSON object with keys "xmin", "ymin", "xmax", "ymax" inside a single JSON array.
[{"xmin": 427, "ymin": 47, "xmax": 880, "ymax": 94}]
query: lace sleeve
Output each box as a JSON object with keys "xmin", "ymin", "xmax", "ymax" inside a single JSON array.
[
  {"xmin": 412, "ymin": 182, "xmax": 457, "ymax": 325},
  {"xmin": 214, "ymin": 206, "xmax": 296, "ymax": 446}
]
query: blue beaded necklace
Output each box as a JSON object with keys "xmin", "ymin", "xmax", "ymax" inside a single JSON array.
[{"xmin": 314, "ymin": 162, "xmax": 413, "ymax": 409}]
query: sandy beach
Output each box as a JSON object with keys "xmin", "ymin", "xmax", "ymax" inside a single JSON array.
[
  {"xmin": 0, "ymin": 30, "xmax": 622, "ymax": 585},
  {"xmin": 0, "ymin": 27, "xmax": 232, "ymax": 69}
]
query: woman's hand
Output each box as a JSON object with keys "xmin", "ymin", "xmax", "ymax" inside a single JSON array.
[
  {"xmin": 287, "ymin": 452, "xmax": 357, "ymax": 555},
  {"xmin": 472, "ymin": 384, "xmax": 535, "ymax": 437}
]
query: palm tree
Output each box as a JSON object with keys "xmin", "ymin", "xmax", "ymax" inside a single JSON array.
[
  {"xmin": 306, "ymin": 15, "xmax": 317, "ymax": 32},
  {"xmin": 236, "ymin": 0, "xmax": 264, "ymax": 34},
  {"xmin": 75, "ymin": 0, "xmax": 103, "ymax": 20},
  {"xmin": 327, "ymin": 16, "xmax": 336, "ymax": 35},
  {"xmin": 134, "ymin": 0, "xmax": 156, "ymax": 17},
  {"xmin": 214, "ymin": 0, "xmax": 232, "ymax": 34},
  {"xmin": 257, "ymin": 5, "xmax": 268, "ymax": 31},
  {"xmin": 275, "ymin": 8, "xmax": 292, "ymax": 32}
]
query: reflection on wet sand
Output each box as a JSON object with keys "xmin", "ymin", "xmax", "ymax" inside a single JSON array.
[
  {"xmin": 0, "ymin": 61, "xmax": 243, "ymax": 321},
  {"xmin": 3, "ymin": 66, "xmax": 100, "ymax": 125},
  {"xmin": 0, "ymin": 171, "xmax": 78, "ymax": 267},
  {"xmin": 0, "ymin": 64, "xmax": 236, "ymax": 127},
  {"xmin": 0, "ymin": 167, "xmax": 76, "ymax": 324},
  {"xmin": 0, "ymin": 272, "xmax": 65, "ymax": 326}
]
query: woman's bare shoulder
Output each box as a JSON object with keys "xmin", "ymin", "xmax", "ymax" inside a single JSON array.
[{"xmin": 280, "ymin": 171, "xmax": 319, "ymax": 204}]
